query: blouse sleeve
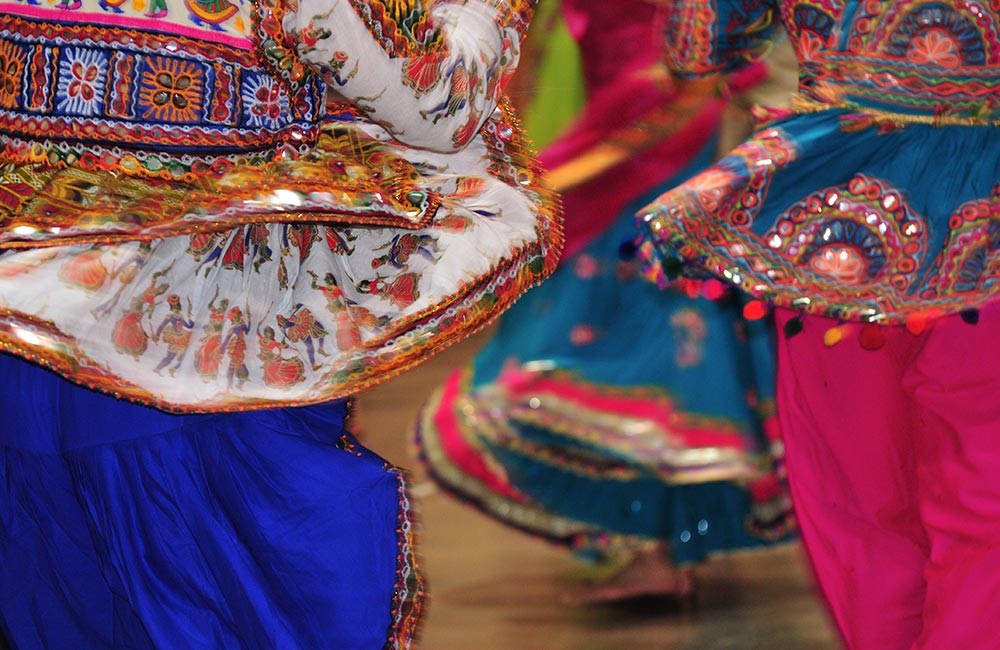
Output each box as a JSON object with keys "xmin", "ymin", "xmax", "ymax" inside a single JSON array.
[
  {"xmin": 291, "ymin": 0, "xmax": 535, "ymax": 152},
  {"xmin": 666, "ymin": 0, "xmax": 780, "ymax": 76}
]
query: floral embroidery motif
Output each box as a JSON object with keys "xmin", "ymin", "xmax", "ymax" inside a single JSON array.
[
  {"xmin": 799, "ymin": 30, "xmax": 827, "ymax": 61},
  {"xmin": 807, "ymin": 246, "xmax": 866, "ymax": 284},
  {"xmin": 242, "ymin": 75, "xmax": 288, "ymax": 129},
  {"xmin": 139, "ymin": 57, "xmax": 204, "ymax": 123},
  {"xmin": 907, "ymin": 29, "xmax": 961, "ymax": 68},
  {"xmin": 56, "ymin": 48, "xmax": 107, "ymax": 116},
  {"xmin": 859, "ymin": 2, "xmax": 994, "ymax": 66},
  {"xmin": 767, "ymin": 175, "xmax": 926, "ymax": 291},
  {"xmin": 0, "ymin": 39, "xmax": 27, "ymax": 109}
]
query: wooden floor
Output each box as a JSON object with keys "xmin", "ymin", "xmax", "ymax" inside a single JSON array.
[{"xmin": 360, "ymin": 332, "xmax": 841, "ymax": 650}]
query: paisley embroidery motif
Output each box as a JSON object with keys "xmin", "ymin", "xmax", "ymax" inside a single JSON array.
[
  {"xmin": 923, "ymin": 191, "xmax": 1000, "ymax": 299},
  {"xmin": 138, "ymin": 56, "xmax": 205, "ymax": 123},
  {"xmin": 766, "ymin": 175, "xmax": 925, "ymax": 291}
]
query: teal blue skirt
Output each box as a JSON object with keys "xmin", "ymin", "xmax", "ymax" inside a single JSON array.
[{"xmin": 416, "ymin": 141, "xmax": 792, "ymax": 563}]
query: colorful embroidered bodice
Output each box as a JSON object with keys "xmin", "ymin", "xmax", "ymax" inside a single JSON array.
[
  {"xmin": 669, "ymin": 1, "xmax": 1000, "ymax": 121},
  {"xmin": 637, "ymin": 1, "xmax": 1000, "ymax": 324}
]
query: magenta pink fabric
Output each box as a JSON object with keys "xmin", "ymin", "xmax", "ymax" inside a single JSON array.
[
  {"xmin": 539, "ymin": 0, "xmax": 768, "ymax": 259},
  {"xmin": 429, "ymin": 370, "xmax": 529, "ymax": 502},
  {"xmin": 776, "ymin": 303, "xmax": 1000, "ymax": 649}
]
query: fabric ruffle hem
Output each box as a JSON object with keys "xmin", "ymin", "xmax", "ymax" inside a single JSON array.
[
  {"xmin": 0, "ymin": 100, "xmax": 560, "ymax": 411},
  {"xmin": 637, "ymin": 1, "xmax": 1000, "ymax": 326}
]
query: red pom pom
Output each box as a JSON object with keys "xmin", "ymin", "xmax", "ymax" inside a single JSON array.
[
  {"xmin": 743, "ymin": 300, "xmax": 767, "ymax": 320},
  {"xmin": 858, "ymin": 324, "xmax": 886, "ymax": 350}
]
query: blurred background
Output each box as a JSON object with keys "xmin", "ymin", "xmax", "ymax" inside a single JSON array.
[
  {"xmin": 359, "ymin": 331, "xmax": 838, "ymax": 650},
  {"xmin": 351, "ymin": 3, "xmax": 844, "ymax": 648}
]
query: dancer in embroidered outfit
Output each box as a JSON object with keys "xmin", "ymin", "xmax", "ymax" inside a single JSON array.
[
  {"xmin": 638, "ymin": 1, "xmax": 1000, "ymax": 648},
  {"xmin": 414, "ymin": 0, "xmax": 791, "ymax": 604},
  {"xmin": 0, "ymin": 0, "xmax": 559, "ymax": 647}
]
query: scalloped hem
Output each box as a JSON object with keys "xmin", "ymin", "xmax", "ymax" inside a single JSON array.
[{"xmin": 636, "ymin": 116, "xmax": 1000, "ymax": 326}]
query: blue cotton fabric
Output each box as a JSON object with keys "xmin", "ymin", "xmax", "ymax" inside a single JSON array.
[{"xmin": 0, "ymin": 354, "xmax": 401, "ymax": 650}]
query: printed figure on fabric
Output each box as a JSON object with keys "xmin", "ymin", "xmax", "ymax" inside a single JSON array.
[{"xmin": 0, "ymin": 0, "xmax": 561, "ymax": 411}]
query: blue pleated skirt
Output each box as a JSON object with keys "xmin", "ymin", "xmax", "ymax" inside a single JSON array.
[{"xmin": 0, "ymin": 354, "xmax": 420, "ymax": 650}]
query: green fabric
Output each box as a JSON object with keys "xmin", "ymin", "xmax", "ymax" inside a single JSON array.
[{"xmin": 519, "ymin": 0, "xmax": 585, "ymax": 149}]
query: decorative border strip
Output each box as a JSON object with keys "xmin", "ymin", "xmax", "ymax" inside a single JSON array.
[
  {"xmin": 803, "ymin": 54, "xmax": 1000, "ymax": 121},
  {"xmin": 385, "ymin": 468, "xmax": 425, "ymax": 650},
  {"xmin": 0, "ymin": 196, "xmax": 560, "ymax": 411},
  {"xmin": 0, "ymin": 3, "xmax": 253, "ymax": 49},
  {"xmin": 0, "ymin": 124, "xmax": 444, "ymax": 245},
  {"xmin": 0, "ymin": 12, "xmax": 324, "ymax": 176},
  {"xmin": 638, "ymin": 210, "xmax": 1000, "ymax": 324},
  {"xmin": 413, "ymin": 380, "xmax": 656, "ymax": 556},
  {"xmin": 0, "ymin": 180, "xmax": 441, "ymax": 249}
]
